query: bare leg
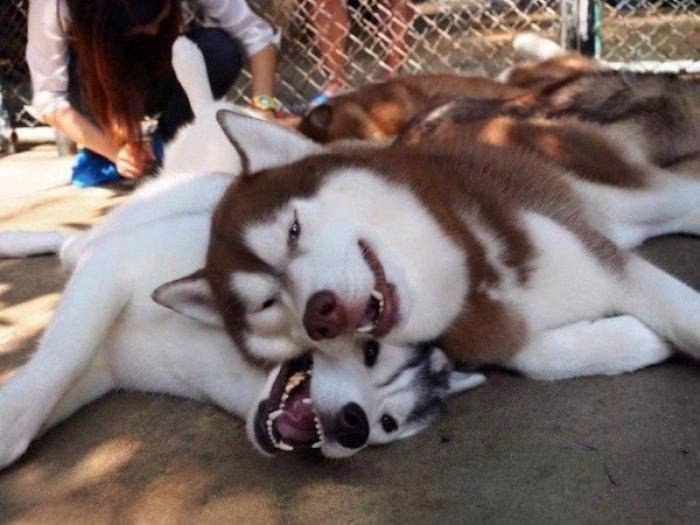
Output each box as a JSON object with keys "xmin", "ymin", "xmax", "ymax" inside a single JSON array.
[
  {"xmin": 376, "ymin": 0, "xmax": 414, "ymax": 77},
  {"xmin": 312, "ymin": 0, "xmax": 350, "ymax": 94}
]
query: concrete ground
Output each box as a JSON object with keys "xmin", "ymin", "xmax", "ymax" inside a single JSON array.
[{"xmin": 0, "ymin": 144, "xmax": 698, "ymax": 523}]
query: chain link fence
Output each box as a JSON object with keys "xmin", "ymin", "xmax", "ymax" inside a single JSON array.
[{"xmin": 1, "ymin": 0, "xmax": 698, "ymax": 148}]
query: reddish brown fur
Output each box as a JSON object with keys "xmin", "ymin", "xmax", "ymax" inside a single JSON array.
[
  {"xmin": 504, "ymin": 54, "xmax": 598, "ymax": 91},
  {"xmin": 298, "ymin": 75, "xmax": 529, "ymax": 143},
  {"xmin": 402, "ymin": 108, "xmax": 648, "ymax": 188},
  {"xmin": 207, "ymin": 141, "xmax": 623, "ymax": 364}
]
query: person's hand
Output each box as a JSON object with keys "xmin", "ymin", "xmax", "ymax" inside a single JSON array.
[
  {"xmin": 115, "ymin": 142, "xmax": 155, "ymax": 179},
  {"xmin": 276, "ymin": 114, "xmax": 302, "ymax": 129}
]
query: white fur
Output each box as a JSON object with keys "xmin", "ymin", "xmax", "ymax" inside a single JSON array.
[
  {"xmin": 509, "ymin": 212, "xmax": 616, "ymax": 332},
  {"xmin": 512, "ymin": 33, "xmax": 566, "ymax": 61},
  {"xmin": 0, "ymin": 37, "xmax": 464, "ymax": 469},
  {"xmin": 509, "ymin": 316, "xmax": 671, "ymax": 380},
  {"xmin": 571, "ymin": 171, "xmax": 700, "ymax": 250}
]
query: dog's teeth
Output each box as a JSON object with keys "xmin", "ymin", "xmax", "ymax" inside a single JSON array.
[
  {"xmin": 277, "ymin": 441, "xmax": 294, "ymax": 451},
  {"xmin": 314, "ymin": 416, "xmax": 324, "ymax": 438},
  {"xmin": 269, "ymin": 409, "xmax": 284, "ymax": 420},
  {"xmin": 371, "ymin": 289, "xmax": 384, "ymax": 302},
  {"xmin": 267, "ymin": 426, "xmax": 278, "ymax": 447},
  {"xmin": 356, "ymin": 323, "xmax": 374, "ymax": 334},
  {"xmin": 311, "ymin": 440, "xmax": 322, "ymax": 449},
  {"xmin": 281, "ymin": 393, "xmax": 289, "ymax": 402},
  {"xmin": 302, "ymin": 398, "xmax": 312, "ymax": 405},
  {"xmin": 285, "ymin": 372, "xmax": 307, "ymax": 393}
]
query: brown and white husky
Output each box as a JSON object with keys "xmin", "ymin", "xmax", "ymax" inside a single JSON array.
[{"xmin": 161, "ymin": 110, "xmax": 699, "ymax": 410}]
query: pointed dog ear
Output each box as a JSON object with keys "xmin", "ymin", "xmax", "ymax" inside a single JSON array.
[
  {"xmin": 446, "ymin": 371, "xmax": 486, "ymax": 396},
  {"xmin": 152, "ymin": 270, "xmax": 223, "ymax": 327},
  {"xmin": 429, "ymin": 347, "xmax": 486, "ymax": 396},
  {"xmin": 216, "ymin": 110, "xmax": 323, "ymax": 176},
  {"xmin": 307, "ymin": 104, "xmax": 333, "ymax": 131}
]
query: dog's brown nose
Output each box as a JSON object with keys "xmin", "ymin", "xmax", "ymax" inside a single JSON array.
[{"xmin": 303, "ymin": 290, "xmax": 347, "ymax": 340}]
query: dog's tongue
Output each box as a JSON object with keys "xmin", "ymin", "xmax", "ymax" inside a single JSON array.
[{"xmin": 274, "ymin": 378, "xmax": 317, "ymax": 444}]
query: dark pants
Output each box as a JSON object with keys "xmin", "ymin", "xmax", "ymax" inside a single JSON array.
[{"xmin": 68, "ymin": 27, "xmax": 243, "ymax": 143}]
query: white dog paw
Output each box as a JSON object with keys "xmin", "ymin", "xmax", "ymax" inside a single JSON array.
[
  {"xmin": 575, "ymin": 315, "xmax": 673, "ymax": 377},
  {"xmin": 0, "ymin": 394, "xmax": 42, "ymax": 470}
]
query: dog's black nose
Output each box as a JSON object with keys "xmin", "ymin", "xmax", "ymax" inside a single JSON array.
[
  {"xmin": 303, "ymin": 290, "xmax": 347, "ymax": 340},
  {"xmin": 335, "ymin": 403, "xmax": 370, "ymax": 449}
]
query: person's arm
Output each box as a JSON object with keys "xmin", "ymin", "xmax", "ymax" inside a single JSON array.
[
  {"xmin": 44, "ymin": 107, "xmax": 117, "ymax": 161},
  {"xmin": 198, "ymin": 0, "xmax": 281, "ymax": 99},
  {"xmin": 46, "ymin": 108, "xmax": 150, "ymax": 179}
]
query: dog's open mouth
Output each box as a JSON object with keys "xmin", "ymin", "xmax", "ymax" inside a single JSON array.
[
  {"xmin": 254, "ymin": 354, "xmax": 322, "ymax": 454},
  {"xmin": 356, "ymin": 241, "xmax": 400, "ymax": 337}
]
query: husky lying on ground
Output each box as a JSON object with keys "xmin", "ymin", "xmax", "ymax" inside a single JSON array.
[
  {"xmin": 300, "ymin": 41, "xmax": 699, "ymax": 173},
  {"xmin": 0, "ymin": 38, "xmax": 484, "ymax": 469},
  {"xmin": 160, "ymin": 108, "xmax": 699, "ymax": 420},
  {"xmin": 298, "ymin": 74, "xmax": 527, "ymax": 143}
]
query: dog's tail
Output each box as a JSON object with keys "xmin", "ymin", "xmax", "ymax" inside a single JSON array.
[
  {"xmin": 171, "ymin": 36, "xmax": 213, "ymax": 118},
  {"xmin": 0, "ymin": 230, "xmax": 71, "ymax": 258},
  {"xmin": 617, "ymin": 255, "xmax": 700, "ymax": 359},
  {"xmin": 513, "ymin": 33, "xmax": 566, "ymax": 61}
]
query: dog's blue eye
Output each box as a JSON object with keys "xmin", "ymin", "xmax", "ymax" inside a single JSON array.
[
  {"xmin": 364, "ymin": 340, "xmax": 380, "ymax": 367},
  {"xmin": 288, "ymin": 218, "xmax": 300, "ymax": 247},
  {"xmin": 381, "ymin": 414, "xmax": 398, "ymax": 433}
]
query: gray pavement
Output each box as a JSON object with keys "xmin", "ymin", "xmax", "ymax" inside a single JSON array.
[{"xmin": 0, "ymin": 145, "xmax": 698, "ymax": 523}]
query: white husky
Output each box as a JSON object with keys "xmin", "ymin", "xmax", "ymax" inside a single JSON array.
[{"xmin": 0, "ymin": 37, "xmax": 484, "ymax": 469}]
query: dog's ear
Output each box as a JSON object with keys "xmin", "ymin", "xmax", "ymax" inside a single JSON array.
[
  {"xmin": 307, "ymin": 104, "xmax": 333, "ymax": 131},
  {"xmin": 152, "ymin": 270, "xmax": 223, "ymax": 327},
  {"xmin": 429, "ymin": 347, "xmax": 485, "ymax": 396},
  {"xmin": 446, "ymin": 370, "xmax": 486, "ymax": 396},
  {"xmin": 216, "ymin": 110, "xmax": 322, "ymax": 176}
]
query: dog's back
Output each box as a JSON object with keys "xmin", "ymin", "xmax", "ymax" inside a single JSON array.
[{"xmin": 298, "ymin": 74, "xmax": 528, "ymax": 143}]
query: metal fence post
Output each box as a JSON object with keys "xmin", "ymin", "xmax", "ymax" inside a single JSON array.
[{"xmin": 578, "ymin": 0, "xmax": 602, "ymax": 57}]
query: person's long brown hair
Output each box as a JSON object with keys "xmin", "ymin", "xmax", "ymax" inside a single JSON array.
[{"xmin": 65, "ymin": 0, "xmax": 182, "ymax": 149}]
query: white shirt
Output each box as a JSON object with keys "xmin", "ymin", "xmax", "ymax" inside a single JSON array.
[{"xmin": 26, "ymin": 0, "xmax": 280, "ymax": 121}]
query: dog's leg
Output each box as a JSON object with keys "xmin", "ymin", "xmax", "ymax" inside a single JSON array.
[
  {"xmin": 577, "ymin": 174, "xmax": 700, "ymax": 249},
  {"xmin": 0, "ymin": 250, "xmax": 128, "ymax": 469},
  {"xmin": 613, "ymin": 169, "xmax": 700, "ymax": 248},
  {"xmin": 615, "ymin": 256, "xmax": 700, "ymax": 358},
  {"xmin": 0, "ymin": 230, "xmax": 70, "ymax": 258},
  {"xmin": 508, "ymin": 315, "xmax": 672, "ymax": 380},
  {"xmin": 42, "ymin": 351, "xmax": 115, "ymax": 430}
]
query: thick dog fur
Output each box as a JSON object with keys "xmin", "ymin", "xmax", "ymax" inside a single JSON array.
[
  {"xmin": 298, "ymin": 75, "xmax": 528, "ymax": 143},
  {"xmin": 0, "ymin": 37, "xmax": 483, "ymax": 469},
  {"xmin": 299, "ymin": 47, "xmax": 699, "ymax": 177},
  {"xmin": 181, "ymin": 110, "xmax": 699, "ymax": 386}
]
